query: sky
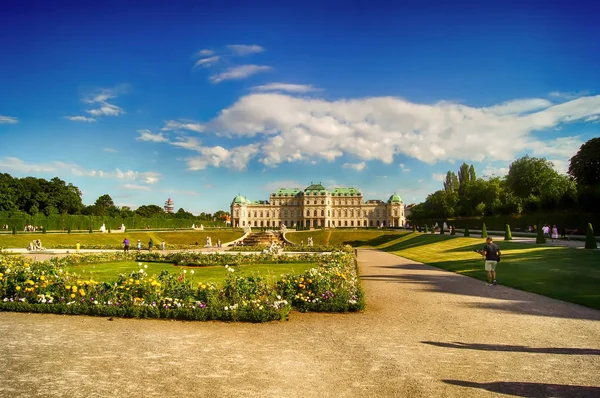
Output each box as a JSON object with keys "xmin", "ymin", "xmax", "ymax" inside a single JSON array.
[{"xmin": 1, "ymin": 0, "xmax": 599, "ymax": 214}]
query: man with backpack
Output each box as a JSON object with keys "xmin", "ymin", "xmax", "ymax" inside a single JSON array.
[{"xmin": 483, "ymin": 236, "xmax": 501, "ymax": 286}]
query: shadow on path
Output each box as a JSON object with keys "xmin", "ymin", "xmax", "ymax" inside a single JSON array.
[
  {"xmin": 360, "ymin": 259, "xmax": 600, "ymax": 321},
  {"xmin": 423, "ymin": 341, "xmax": 600, "ymax": 355},
  {"xmin": 442, "ymin": 379, "xmax": 600, "ymax": 398}
]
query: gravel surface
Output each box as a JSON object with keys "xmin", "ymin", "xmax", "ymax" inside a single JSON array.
[{"xmin": 1, "ymin": 249, "xmax": 599, "ymax": 397}]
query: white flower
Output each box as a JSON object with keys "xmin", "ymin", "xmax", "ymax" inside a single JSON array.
[
  {"xmin": 139, "ymin": 269, "xmax": 144, "ymax": 273},
  {"xmin": 144, "ymin": 264, "xmax": 148, "ymax": 269},
  {"xmin": 183, "ymin": 270, "xmax": 187, "ymax": 274},
  {"xmin": 228, "ymin": 267, "xmax": 234, "ymax": 273},
  {"xmin": 224, "ymin": 306, "xmax": 229, "ymax": 311},
  {"xmin": 190, "ymin": 270, "xmax": 195, "ymax": 274},
  {"xmin": 138, "ymin": 262, "xmax": 142, "ymax": 266},
  {"xmin": 225, "ymin": 265, "xmax": 229, "ymax": 268}
]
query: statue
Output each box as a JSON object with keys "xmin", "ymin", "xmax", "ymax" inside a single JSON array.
[
  {"xmin": 244, "ymin": 225, "xmax": 252, "ymax": 233},
  {"xmin": 307, "ymin": 237, "xmax": 313, "ymax": 247},
  {"xmin": 121, "ymin": 224, "xmax": 126, "ymax": 232},
  {"xmin": 99, "ymin": 223, "xmax": 106, "ymax": 233},
  {"xmin": 27, "ymin": 239, "xmax": 45, "ymax": 251},
  {"xmin": 263, "ymin": 241, "xmax": 283, "ymax": 255},
  {"xmin": 199, "ymin": 224, "xmax": 204, "ymax": 230},
  {"xmin": 205, "ymin": 236, "xmax": 212, "ymax": 247},
  {"xmin": 191, "ymin": 224, "xmax": 195, "ymax": 229},
  {"xmin": 443, "ymin": 222, "xmax": 448, "ymax": 232}
]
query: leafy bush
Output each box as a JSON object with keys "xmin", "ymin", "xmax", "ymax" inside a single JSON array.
[
  {"xmin": 424, "ymin": 225, "xmax": 428, "ymax": 233},
  {"xmin": 481, "ymin": 223, "xmax": 488, "ymax": 238},
  {"xmin": 464, "ymin": 226, "xmax": 470, "ymax": 237},
  {"xmin": 585, "ymin": 223, "xmax": 597, "ymax": 249}
]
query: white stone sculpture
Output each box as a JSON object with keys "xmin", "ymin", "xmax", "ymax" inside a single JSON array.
[
  {"xmin": 205, "ymin": 236, "xmax": 212, "ymax": 247},
  {"xmin": 100, "ymin": 223, "xmax": 106, "ymax": 233}
]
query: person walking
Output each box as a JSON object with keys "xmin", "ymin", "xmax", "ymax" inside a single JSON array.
[
  {"xmin": 137, "ymin": 239, "xmax": 141, "ymax": 251},
  {"xmin": 123, "ymin": 238, "xmax": 130, "ymax": 253},
  {"xmin": 76, "ymin": 241, "xmax": 81, "ymax": 254},
  {"xmin": 551, "ymin": 225, "xmax": 559, "ymax": 242},
  {"xmin": 148, "ymin": 238, "xmax": 154, "ymax": 252},
  {"xmin": 483, "ymin": 236, "xmax": 501, "ymax": 286},
  {"xmin": 161, "ymin": 240, "xmax": 165, "ymax": 250}
]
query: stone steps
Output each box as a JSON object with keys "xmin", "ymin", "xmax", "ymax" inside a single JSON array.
[{"xmin": 242, "ymin": 232, "xmax": 284, "ymax": 246}]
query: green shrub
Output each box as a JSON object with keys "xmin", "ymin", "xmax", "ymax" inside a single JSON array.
[
  {"xmin": 424, "ymin": 225, "xmax": 428, "ymax": 233},
  {"xmin": 89, "ymin": 226, "xmax": 93, "ymax": 234},
  {"xmin": 464, "ymin": 226, "xmax": 470, "ymax": 237},
  {"xmin": 412, "ymin": 225, "xmax": 416, "ymax": 232},
  {"xmin": 481, "ymin": 223, "xmax": 488, "ymax": 238},
  {"xmin": 536, "ymin": 224, "xmax": 546, "ymax": 244},
  {"xmin": 505, "ymin": 224, "xmax": 512, "ymax": 241},
  {"xmin": 12, "ymin": 226, "xmax": 16, "ymax": 235},
  {"xmin": 67, "ymin": 226, "xmax": 71, "ymax": 234},
  {"xmin": 585, "ymin": 223, "xmax": 597, "ymax": 249},
  {"xmin": 430, "ymin": 225, "xmax": 435, "ymax": 234}
]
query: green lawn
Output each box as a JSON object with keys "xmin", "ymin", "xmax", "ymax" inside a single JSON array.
[
  {"xmin": 66, "ymin": 261, "xmax": 318, "ymax": 285},
  {"xmin": 286, "ymin": 229, "xmax": 410, "ymax": 246},
  {"xmin": 368, "ymin": 232, "xmax": 600, "ymax": 310},
  {"xmin": 0, "ymin": 230, "xmax": 244, "ymax": 249}
]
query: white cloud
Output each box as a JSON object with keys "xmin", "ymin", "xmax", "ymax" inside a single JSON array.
[
  {"xmin": 162, "ymin": 120, "xmax": 205, "ymax": 133},
  {"xmin": 198, "ymin": 49, "xmax": 214, "ymax": 56},
  {"xmin": 64, "ymin": 116, "xmax": 96, "ymax": 122},
  {"xmin": 121, "ymin": 184, "xmax": 151, "ymax": 191},
  {"xmin": 205, "ymin": 93, "xmax": 599, "ymax": 168},
  {"xmin": 210, "ymin": 65, "xmax": 271, "ymax": 83},
  {"xmin": 83, "ymin": 87, "xmax": 126, "ymax": 117},
  {"xmin": 171, "ymin": 136, "xmax": 203, "ymax": 151},
  {"xmin": 264, "ymin": 180, "xmax": 303, "ymax": 192},
  {"xmin": 399, "ymin": 163, "xmax": 411, "ymax": 172},
  {"xmin": 104, "ymin": 148, "xmax": 118, "ymax": 153},
  {"xmin": 194, "ymin": 56, "xmax": 220, "ymax": 68},
  {"xmin": 483, "ymin": 98, "xmax": 552, "ymax": 116},
  {"xmin": 482, "ymin": 164, "xmax": 509, "ymax": 178},
  {"xmin": 227, "ymin": 44, "xmax": 265, "ymax": 56},
  {"xmin": 0, "ymin": 115, "xmax": 18, "ymax": 124},
  {"xmin": 186, "ymin": 143, "xmax": 260, "ymax": 171},
  {"xmin": 432, "ymin": 173, "xmax": 446, "ymax": 182},
  {"xmin": 252, "ymin": 83, "xmax": 322, "ymax": 93},
  {"xmin": 136, "ymin": 129, "xmax": 169, "ymax": 143},
  {"xmin": 585, "ymin": 115, "xmax": 599, "ymax": 122},
  {"xmin": 549, "ymin": 91, "xmax": 590, "ymax": 100},
  {"xmin": 342, "ymin": 161, "xmax": 366, "ymax": 171},
  {"xmin": 0, "ymin": 157, "xmax": 160, "ymax": 183}
]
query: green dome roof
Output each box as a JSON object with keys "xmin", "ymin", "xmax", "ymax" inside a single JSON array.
[
  {"xmin": 232, "ymin": 195, "xmax": 249, "ymax": 204},
  {"xmin": 388, "ymin": 193, "xmax": 402, "ymax": 203},
  {"xmin": 304, "ymin": 182, "xmax": 327, "ymax": 193}
]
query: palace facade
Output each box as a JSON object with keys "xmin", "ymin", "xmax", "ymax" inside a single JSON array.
[{"xmin": 230, "ymin": 183, "xmax": 405, "ymax": 229}]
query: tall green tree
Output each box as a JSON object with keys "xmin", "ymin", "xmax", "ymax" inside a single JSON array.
[
  {"xmin": 505, "ymin": 156, "xmax": 561, "ymax": 199},
  {"xmin": 568, "ymin": 137, "xmax": 600, "ymax": 187}
]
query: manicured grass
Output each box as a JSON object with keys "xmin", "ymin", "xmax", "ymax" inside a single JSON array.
[
  {"xmin": 0, "ymin": 230, "xmax": 244, "ymax": 249},
  {"xmin": 286, "ymin": 229, "xmax": 410, "ymax": 246},
  {"xmin": 372, "ymin": 232, "xmax": 600, "ymax": 310},
  {"xmin": 66, "ymin": 261, "xmax": 318, "ymax": 285}
]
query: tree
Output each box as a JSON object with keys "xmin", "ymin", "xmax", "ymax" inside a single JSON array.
[
  {"xmin": 135, "ymin": 205, "xmax": 165, "ymax": 218},
  {"xmin": 536, "ymin": 224, "xmax": 545, "ymax": 244},
  {"xmin": 585, "ymin": 223, "xmax": 597, "ymax": 250},
  {"xmin": 481, "ymin": 223, "xmax": 488, "ymax": 238},
  {"xmin": 505, "ymin": 156, "xmax": 562, "ymax": 199},
  {"xmin": 504, "ymin": 224, "xmax": 512, "ymax": 241},
  {"xmin": 443, "ymin": 171, "xmax": 459, "ymax": 193},
  {"xmin": 568, "ymin": 137, "xmax": 600, "ymax": 187}
]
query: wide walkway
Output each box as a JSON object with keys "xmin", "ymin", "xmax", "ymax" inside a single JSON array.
[{"xmin": 1, "ymin": 250, "xmax": 599, "ymax": 397}]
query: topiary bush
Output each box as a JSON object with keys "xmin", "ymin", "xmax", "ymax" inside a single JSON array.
[
  {"xmin": 89, "ymin": 226, "xmax": 93, "ymax": 234},
  {"xmin": 464, "ymin": 226, "xmax": 470, "ymax": 237},
  {"xmin": 536, "ymin": 224, "xmax": 546, "ymax": 244},
  {"xmin": 440, "ymin": 223, "xmax": 445, "ymax": 235},
  {"xmin": 412, "ymin": 225, "xmax": 416, "ymax": 232},
  {"xmin": 585, "ymin": 223, "xmax": 597, "ymax": 249},
  {"xmin": 424, "ymin": 225, "xmax": 428, "ymax": 233},
  {"xmin": 505, "ymin": 223, "xmax": 512, "ymax": 241},
  {"xmin": 481, "ymin": 223, "xmax": 488, "ymax": 238}
]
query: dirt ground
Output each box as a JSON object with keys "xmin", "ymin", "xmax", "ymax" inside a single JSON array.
[{"xmin": 1, "ymin": 249, "xmax": 599, "ymax": 397}]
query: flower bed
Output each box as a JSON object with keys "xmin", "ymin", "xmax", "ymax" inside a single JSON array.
[
  {"xmin": 0, "ymin": 251, "xmax": 365, "ymax": 322},
  {"xmin": 134, "ymin": 251, "xmax": 323, "ymax": 267}
]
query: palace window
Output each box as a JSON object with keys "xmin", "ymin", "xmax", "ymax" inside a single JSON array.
[
  {"xmin": 363, "ymin": 220, "xmax": 367, "ymax": 226},
  {"xmin": 254, "ymin": 211, "xmax": 257, "ymax": 217},
  {"xmin": 306, "ymin": 210, "xmax": 310, "ymax": 216},
  {"xmin": 321, "ymin": 210, "xmax": 325, "ymax": 216},
  {"xmin": 345, "ymin": 221, "xmax": 348, "ymax": 226},
  {"xmin": 313, "ymin": 200, "xmax": 317, "ymax": 204},
  {"xmin": 351, "ymin": 220, "xmax": 354, "ymax": 226},
  {"xmin": 313, "ymin": 210, "xmax": 318, "ymax": 216},
  {"xmin": 328, "ymin": 210, "xmax": 330, "ymax": 216},
  {"xmin": 321, "ymin": 200, "xmax": 325, "ymax": 204},
  {"xmin": 260, "ymin": 212, "xmax": 263, "ymax": 217}
]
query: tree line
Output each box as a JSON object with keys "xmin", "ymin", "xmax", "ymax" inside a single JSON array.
[
  {"xmin": 410, "ymin": 137, "xmax": 600, "ymax": 224},
  {"xmin": 0, "ymin": 173, "xmax": 230, "ymax": 228}
]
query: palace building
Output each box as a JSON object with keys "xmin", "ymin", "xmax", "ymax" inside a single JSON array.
[{"xmin": 230, "ymin": 183, "xmax": 405, "ymax": 229}]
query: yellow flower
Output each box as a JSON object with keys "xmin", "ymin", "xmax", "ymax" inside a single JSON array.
[
  {"xmin": 65, "ymin": 285, "xmax": 71, "ymax": 290},
  {"xmin": 27, "ymin": 279, "xmax": 34, "ymax": 285},
  {"xmin": 135, "ymin": 280, "xmax": 140, "ymax": 285},
  {"xmin": 151, "ymin": 281, "xmax": 158, "ymax": 287},
  {"xmin": 16, "ymin": 286, "xmax": 21, "ymax": 291},
  {"xmin": 79, "ymin": 289, "xmax": 85, "ymax": 297},
  {"xmin": 0, "ymin": 273, "xmax": 4, "ymax": 278},
  {"xmin": 70, "ymin": 293, "xmax": 75, "ymax": 298},
  {"xmin": 40, "ymin": 275, "xmax": 46, "ymax": 281},
  {"xmin": 72, "ymin": 286, "xmax": 77, "ymax": 292}
]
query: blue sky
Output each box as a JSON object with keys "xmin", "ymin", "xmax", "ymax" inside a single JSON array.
[{"xmin": 1, "ymin": 1, "xmax": 599, "ymax": 214}]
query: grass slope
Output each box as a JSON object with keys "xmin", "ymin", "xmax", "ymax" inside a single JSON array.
[
  {"xmin": 286, "ymin": 229, "xmax": 410, "ymax": 246},
  {"xmin": 0, "ymin": 231, "xmax": 244, "ymax": 248},
  {"xmin": 66, "ymin": 261, "xmax": 318, "ymax": 285},
  {"xmin": 372, "ymin": 232, "xmax": 600, "ymax": 310}
]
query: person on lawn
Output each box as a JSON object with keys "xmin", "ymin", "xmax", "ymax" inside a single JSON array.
[{"xmin": 483, "ymin": 236, "xmax": 501, "ymax": 286}]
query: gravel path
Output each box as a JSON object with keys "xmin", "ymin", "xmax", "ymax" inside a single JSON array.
[{"xmin": 1, "ymin": 249, "xmax": 599, "ymax": 397}]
